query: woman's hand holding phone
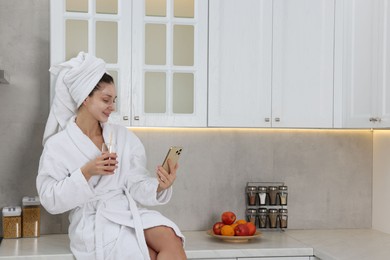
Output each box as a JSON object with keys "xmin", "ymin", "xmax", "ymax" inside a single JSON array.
[{"xmin": 156, "ymin": 147, "xmax": 182, "ymax": 192}]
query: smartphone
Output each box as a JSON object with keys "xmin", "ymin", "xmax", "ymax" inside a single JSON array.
[{"xmin": 162, "ymin": 146, "xmax": 183, "ymax": 174}]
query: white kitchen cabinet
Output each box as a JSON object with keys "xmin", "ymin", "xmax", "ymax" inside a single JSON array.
[
  {"xmin": 50, "ymin": 0, "xmax": 131, "ymax": 125},
  {"xmin": 50, "ymin": 0, "xmax": 208, "ymax": 127},
  {"xmin": 208, "ymin": 0, "xmax": 272, "ymax": 127},
  {"xmin": 188, "ymin": 259, "xmax": 235, "ymax": 260},
  {"xmin": 188, "ymin": 256, "xmax": 310, "ymax": 260},
  {"xmin": 271, "ymin": 0, "xmax": 335, "ymax": 128},
  {"xmin": 337, "ymin": 0, "xmax": 390, "ymax": 128},
  {"xmin": 208, "ymin": 0, "xmax": 335, "ymax": 128},
  {"xmin": 131, "ymin": 0, "xmax": 208, "ymax": 127},
  {"xmin": 237, "ymin": 256, "xmax": 310, "ymax": 260}
]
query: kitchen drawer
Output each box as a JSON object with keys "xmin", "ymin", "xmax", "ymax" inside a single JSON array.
[{"xmin": 238, "ymin": 257, "xmax": 311, "ymax": 260}]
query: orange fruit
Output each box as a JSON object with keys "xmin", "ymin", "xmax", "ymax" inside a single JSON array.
[
  {"xmin": 220, "ymin": 225, "xmax": 235, "ymax": 236},
  {"xmin": 235, "ymin": 219, "xmax": 247, "ymax": 225},
  {"xmin": 230, "ymin": 223, "xmax": 239, "ymax": 230}
]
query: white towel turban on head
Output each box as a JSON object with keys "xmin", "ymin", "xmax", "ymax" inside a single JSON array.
[{"xmin": 42, "ymin": 52, "xmax": 107, "ymax": 145}]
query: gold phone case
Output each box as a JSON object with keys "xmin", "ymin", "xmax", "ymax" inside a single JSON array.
[{"xmin": 162, "ymin": 146, "xmax": 183, "ymax": 173}]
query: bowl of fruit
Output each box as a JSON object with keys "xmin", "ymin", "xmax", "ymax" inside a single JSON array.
[{"xmin": 207, "ymin": 211, "xmax": 261, "ymax": 242}]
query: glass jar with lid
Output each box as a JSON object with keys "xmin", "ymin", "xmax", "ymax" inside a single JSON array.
[
  {"xmin": 268, "ymin": 208, "xmax": 278, "ymax": 228},
  {"xmin": 246, "ymin": 186, "xmax": 257, "ymax": 206},
  {"xmin": 257, "ymin": 186, "xmax": 267, "ymax": 205},
  {"xmin": 278, "ymin": 186, "xmax": 288, "ymax": 205},
  {"xmin": 246, "ymin": 208, "xmax": 257, "ymax": 225},
  {"xmin": 257, "ymin": 208, "xmax": 268, "ymax": 228},
  {"xmin": 268, "ymin": 186, "xmax": 278, "ymax": 205},
  {"xmin": 2, "ymin": 206, "xmax": 22, "ymax": 239},
  {"xmin": 279, "ymin": 208, "xmax": 288, "ymax": 229},
  {"xmin": 22, "ymin": 196, "xmax": 41, "ymax": 238}
]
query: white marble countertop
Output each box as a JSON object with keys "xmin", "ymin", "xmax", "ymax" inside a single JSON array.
[
  {"xmin": 286, "ymin": 229, "xmax": 390, "ymax": 260},
  {"xmin": 185, "ymin": 230, "xmax": 313, "ymax": 258},
  {"xmin": 0, "ymin": 229, "xmax": 389, "ymax": 259}
]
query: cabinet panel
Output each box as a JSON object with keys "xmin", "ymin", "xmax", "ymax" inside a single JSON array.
[
  {"xmin": 132, "ymin": 0, "xmax": 208, "ymax": 127},
  {"xmin": 238, "ymin": 257, "xmax": 310, "ymax": 260},
  {"xmin": 188, "ymin": 259, "xmax": 235, "ymax": 260},
  {"xmin": 208, "ymin": 0, "xmax": 273, "ymax": 127},
  {"xmin": 272, "ymin": 0, "xmax": 335, "ymax": 128},
  {"xmin": 339, "ymin": 0, "xmax": 390, "ymax": 127},
  {"xmin": 50, "ymin": 0, "xmax": 131, "ymax": 125},
  {"xmin": 208, "ymin": 0, "xmax": 335, "ymax": 128}
]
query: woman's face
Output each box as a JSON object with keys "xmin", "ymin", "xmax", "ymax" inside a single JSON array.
[{"xmin": 84, "ymin": 82, "xmax": 117, "ymax": 122}]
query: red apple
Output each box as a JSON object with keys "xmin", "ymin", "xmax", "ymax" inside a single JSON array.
[
  {"xmin": 246, "ymin": 222, "xmax": 256, "ymax": 236},
  {"xmin": 221, "ymin": 211, "xmax": 236, "ymax": 225},
  {"xmin": 234, "ymin": 223, "xmax": 250, "ymax": 236},
  {"xmin": 212, "ymin": 222, "xmax": 225, "ymax": 235}
]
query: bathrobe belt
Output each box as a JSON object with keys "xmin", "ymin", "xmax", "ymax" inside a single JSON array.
[{"xmin": 89, "ymin": 188, "xmax": 150, "ymax": 260}]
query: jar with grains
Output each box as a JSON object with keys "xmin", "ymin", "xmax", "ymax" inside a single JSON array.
[
  {"xmin": 22, "ymin": 196, "xmax": 40, "ymax": 238},
  {"xmin": 2, "ymin": 206, "xmax": 22, "ymax": 239}
]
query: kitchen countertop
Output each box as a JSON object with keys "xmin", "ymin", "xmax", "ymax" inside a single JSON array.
[
  {"xmin": 286, "ymin": 229, "xmax": 390, "ymax": 260},
  {"xmin": 0, "ymin": 229, "xmax": 389, "ymax": 259}
]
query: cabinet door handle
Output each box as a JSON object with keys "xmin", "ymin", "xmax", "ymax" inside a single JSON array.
[
  {"xmin": 134, "ymin": 116, "xmax": 140, "ymax": 121},
  {"xmin": 274, "ymin": 117, "xmax": 280, "ymax": 122},
  {"xmin": 123, "ymin": 116, "xmax": 129, "ymax": 121},
  {"xmin": 369, "ymin": 117, "xmax": 377, "ymax": 122},
  {"xmin": 265, "ymin": 118, "xmax": 270, "ymax": 122}
]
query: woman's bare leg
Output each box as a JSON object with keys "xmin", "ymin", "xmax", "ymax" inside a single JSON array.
[
  {"xmin": 144, "ymin": 226, "xmax": 186, "ymax": 260},
  {"xmin": 148, "ymin": 246, "xmax": 157, "ymax": 260}
]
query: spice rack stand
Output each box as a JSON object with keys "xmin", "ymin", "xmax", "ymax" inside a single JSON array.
[{"xmin": 245, "ymin": 181, "xmax": 288, "ymax": 231}]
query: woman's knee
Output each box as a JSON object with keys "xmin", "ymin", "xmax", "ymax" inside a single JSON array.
[{"xmin": 145, "ymin": 226, "xmax": 184, "ymax": 252}]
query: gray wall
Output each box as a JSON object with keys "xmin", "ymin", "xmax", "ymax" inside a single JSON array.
[{"xmin": 0, "ymin": 0, "xmax": 373, "ymax": 235}]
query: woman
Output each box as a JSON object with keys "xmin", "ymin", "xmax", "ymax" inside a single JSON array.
[{"xmin": 37, "ymin": 52, "xmax": 186, "ymax": 260}]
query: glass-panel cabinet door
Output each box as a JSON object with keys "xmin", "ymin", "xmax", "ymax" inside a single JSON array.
[
  {"xmin": 50, "ymin": 0, "xmax": 131, "ymax": 125},
  {"xmin": 132, "ymin": 0, "xmax": 208, "ymax": 127}
]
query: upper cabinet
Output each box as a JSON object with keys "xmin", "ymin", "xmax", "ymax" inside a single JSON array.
[
  {"xmin": 51, "ymin": 0, "xmax": 390, "ymax": 129},
  {"xmin": 50, "ymin": 0, "xmax": 130, "ymax": 125},
  {"xmin": 208, "ymin": 0, "xmax": 335, "ymax": 128},
  {"xmin": 336, "ymin": 0, "xmax": 390, "ymax": 128},
  {"xmin": 272, "ymin": 0, "xmax": 335, "ymax": 128},
  {"xmin": 50, "ymin": 0, "xmax": 208, "ymax": 127},
  {"xmin": 208, "ymin": 0, "xmax": 272, "ymax": 127},
  {"xmin": 131, "ymin": 0, "xmax": 208, "ymax": 127}
]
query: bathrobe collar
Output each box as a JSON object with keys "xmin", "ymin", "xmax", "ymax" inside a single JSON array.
[{"xmin": 65, "ymin": 116, "xmax": 114, "ymax": 161}]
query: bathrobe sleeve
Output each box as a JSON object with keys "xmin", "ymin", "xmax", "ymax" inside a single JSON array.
[
  {"xmin": 121, "ymin": 129, "xmax": 173, "ymax": 206},
  {"xmin": 36, "ymin": 139, "xmax": 95, "ymax": 215}
]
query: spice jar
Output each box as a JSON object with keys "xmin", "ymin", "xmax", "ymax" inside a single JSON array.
[
  {"xmin": 246, "ymin": 186, "xmax": 257, "ymax": 206},
  {"xmin": 246, "ymin": 208, "xmax": 257, "ymax": 225},
  {"xmin": 278, "ymin": 186, "xmax": 288, "ymax": 205},
  {"xmin": 257, "ymin": 208, "xmax": 268, "ymax": 228},
  {"xmin": 279, "ymin": 208, "xmax": 288, "ymax": 229},
  {"xmin": 2, "ymin": 206, "xmax": 22, "ymax": 239},
  {"xmin": 268, "ymin": 186, "xmax": 278, "ymax": 205},
  {"xmin": 22, "ymin": 196, "xmax": 40, "ymax": 238},
  {"xmin": 268, "ymin": 208, "xmax": 278, "ymax": 228},
  {"xmin": 257, "ymin": 186, "xmax": 267, "ymax": 205}
]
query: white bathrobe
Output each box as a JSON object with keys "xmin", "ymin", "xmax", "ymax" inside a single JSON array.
[{"xmin": 37, "ymin": 118, "xmax": 184, "ymax": 260}]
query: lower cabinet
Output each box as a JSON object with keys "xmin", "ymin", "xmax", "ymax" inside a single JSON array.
[
  {"xmin": 188, "ymin": 259, "xmax": 235, "ymax": 260},
  {"xmin": 188, "ymin": 257, "xmax": 314, "ymax": 260},
  {"xmin": 238, "ymin": 257, "xmax": 312, "ymax": 260}
]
